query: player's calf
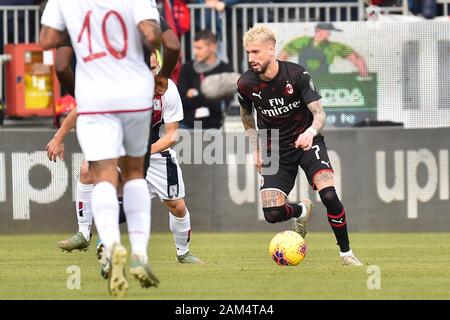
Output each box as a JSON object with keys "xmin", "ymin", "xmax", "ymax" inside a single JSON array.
[{"xmin": 319, "ymin": 186, "xmax": 350, "ymax": 253}]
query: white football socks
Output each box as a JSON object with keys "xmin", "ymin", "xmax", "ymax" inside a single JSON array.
[
  {"xmin": 169, "ymin": 208, "xmax": 191, "ymax": 256},
  {"xmin": 123, "ymin": 179, "xmax": 151, "ymax": 263},
  {"xmin": 76, "ymin": 181, "xmax": 93, "ymax": 241},
  {"xmin": 91, "ymin": 182, "xmax": 120, "ymax": 257},
  {"xmin": 340, "ymin": 249, "xmax": 354, "ymax": 257},
  {"xmin": 298, "ymin": 202, "xmax": 307, "ymax": 220}
]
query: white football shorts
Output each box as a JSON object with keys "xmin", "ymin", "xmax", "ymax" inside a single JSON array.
[
  {"xmin": 146, "ymin": 148, "xmax": 185, "ymax": 200},
  {"xmin": 77, "ymin": 111, "xmax": 151, "ymax": 161}
]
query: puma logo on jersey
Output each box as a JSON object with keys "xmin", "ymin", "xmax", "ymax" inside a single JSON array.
[
  {"xmin": 252, "ymin": 91, "xmax": 262, "ymax": 99},
  {"xmin": 321, "ymin": 161, "xmax": 330, "ymax": 168}
]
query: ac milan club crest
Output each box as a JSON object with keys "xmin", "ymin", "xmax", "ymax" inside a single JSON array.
[{"xmin": 286, "ymin": 82, "xmax": 294, "ymax": 95}]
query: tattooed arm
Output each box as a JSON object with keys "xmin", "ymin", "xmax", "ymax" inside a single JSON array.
[
  {"xmin": 240, "ymin": 107, "xmax": 259, "ymax": 150},
  {"xmin": 240, "ymin": 106, "xmax": 262, "ymax": 173},
  {"xmin": 295, "ymin": 100, "xmax": 326, "ymax": 151},
  {"xmin": 307, "ymin": 100, "xmax": 326, "ymax": 134}
]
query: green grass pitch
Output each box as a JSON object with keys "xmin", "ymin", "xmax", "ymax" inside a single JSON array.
[{"xmin": 0, "ymin": 232, "xmax": 449, "ymax": 300}]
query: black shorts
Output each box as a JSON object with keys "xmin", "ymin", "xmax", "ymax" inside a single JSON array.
[{"xmin": 260, "ymin": 135, "xmax": 333, "ymax": 196}]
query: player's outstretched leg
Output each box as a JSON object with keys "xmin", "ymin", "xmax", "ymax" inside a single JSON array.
[
  {"xmin": 318, "ymin": 185, "xmax": 363, "ymax": 266},
  {"xmin": 166, "ymin": 200, "xmax": 204, "ymax": 264},
  {"xmin": 292, "ymin": 198, "xmax": 313, "ymax": 238},
  {"xmin": 57, "ymin": 179, "xmax": 93, "ymax": 252}
]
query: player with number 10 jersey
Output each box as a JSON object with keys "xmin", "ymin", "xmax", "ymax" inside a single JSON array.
[
  {"xmin": 42, "ymin": 0, "xmax": 159, "ymax": 114},
  {"xmin": 41, "ymin": 0, "xmax": 162, "ymax": 296}
]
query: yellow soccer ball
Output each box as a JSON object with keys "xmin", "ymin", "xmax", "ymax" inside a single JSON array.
[{"xmin": 269, "ymin": 231, "xmax": 307, "ymax": 266}]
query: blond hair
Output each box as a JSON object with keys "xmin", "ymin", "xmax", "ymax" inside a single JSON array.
[{"xmin": 243, "ymin": 25, "xmax": 276, "ymax": 47}]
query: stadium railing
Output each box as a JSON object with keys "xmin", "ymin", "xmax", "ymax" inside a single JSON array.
[
  {"xmin": 0, "ymin": 5, "xmax": 40, "ymax": 46},
  {"xmin": 438, "ymin": 0, "xmax": 450, "ymax": 16}
]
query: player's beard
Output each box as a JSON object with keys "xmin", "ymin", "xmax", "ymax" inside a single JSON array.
[{"xmin": 251, "ymin": 60, "xmax": 270, "ymax": 74}]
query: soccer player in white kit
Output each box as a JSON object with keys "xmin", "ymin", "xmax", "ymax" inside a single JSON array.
[
  {"xmin": 46, "ymin": 51, "xmax": 204, "ymax": 271},
  {"xmin": 145, "ymin": 51, "xmax": 203, "ymax": 264},
  {"xmin": 40, "ymin": 0, "xmax": 161, "ymax": 296},
  {"xmin": 99, "ymin": 51, "xmax": 205, "ymax": 275}
]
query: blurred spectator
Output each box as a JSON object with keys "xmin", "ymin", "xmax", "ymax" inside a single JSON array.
[
  {"xmin": 189, "ymin": 0, "xmax": 239, "ymax": 61},
  {"xmin": 368, "ymin": 0, "xmax": 407, "ymax": 6},
  {"xmin": 178, "ymin": 30, "xmax": 233, "ymax": 129},
  {"xmin": 189, "ymin": 0, "xmax": 238, "ymax": 31},
  {"xmin": 189, "ymin": 0, "xmax": 273, "ymax": 61},
  {"xmin": 409, "ymin": 0, "xmax": 437, "ymax": 19},
  {"xmin": 369, "ymin": 0, "xmax": 389, "ymax": 5},
  {"xmin": 162, "ymin": 0, "xmax": 191, "ymax": 37}
]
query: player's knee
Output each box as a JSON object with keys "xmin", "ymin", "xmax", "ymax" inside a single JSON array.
[
  {"xmin": 320, "ymin": 187, "xmax": 338, "ymax": 202},
  {"xmin": 165, "ymin": 199, "xmax": 186, "ymax": 217},
  {"xmin": 319, "ymin": 186, "xmax": 338, "ymax": 205},
  {"xmin": 79, "ymin": 161, "xmax": 92, "ymax": 184},
  {"xmin": 173, "ymin": 201, "xmax": 186, "ymax": 217},
  {"xmin": 318, "ymin": 186, "xmax": 343, "ymax": 213},
  {"xmin": 263, "ymin": 206, "xmax": 284, "ymax": 224}
]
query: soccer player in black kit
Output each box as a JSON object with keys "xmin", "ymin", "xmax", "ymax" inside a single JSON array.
[{"xmin": 237, "ymin": 26, "xmax": 362, "ymax": 266}]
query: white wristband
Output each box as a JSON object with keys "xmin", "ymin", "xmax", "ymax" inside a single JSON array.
[{"xmin": 306, "ymin": 127, "xmax": 318, "ymax": 137}]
